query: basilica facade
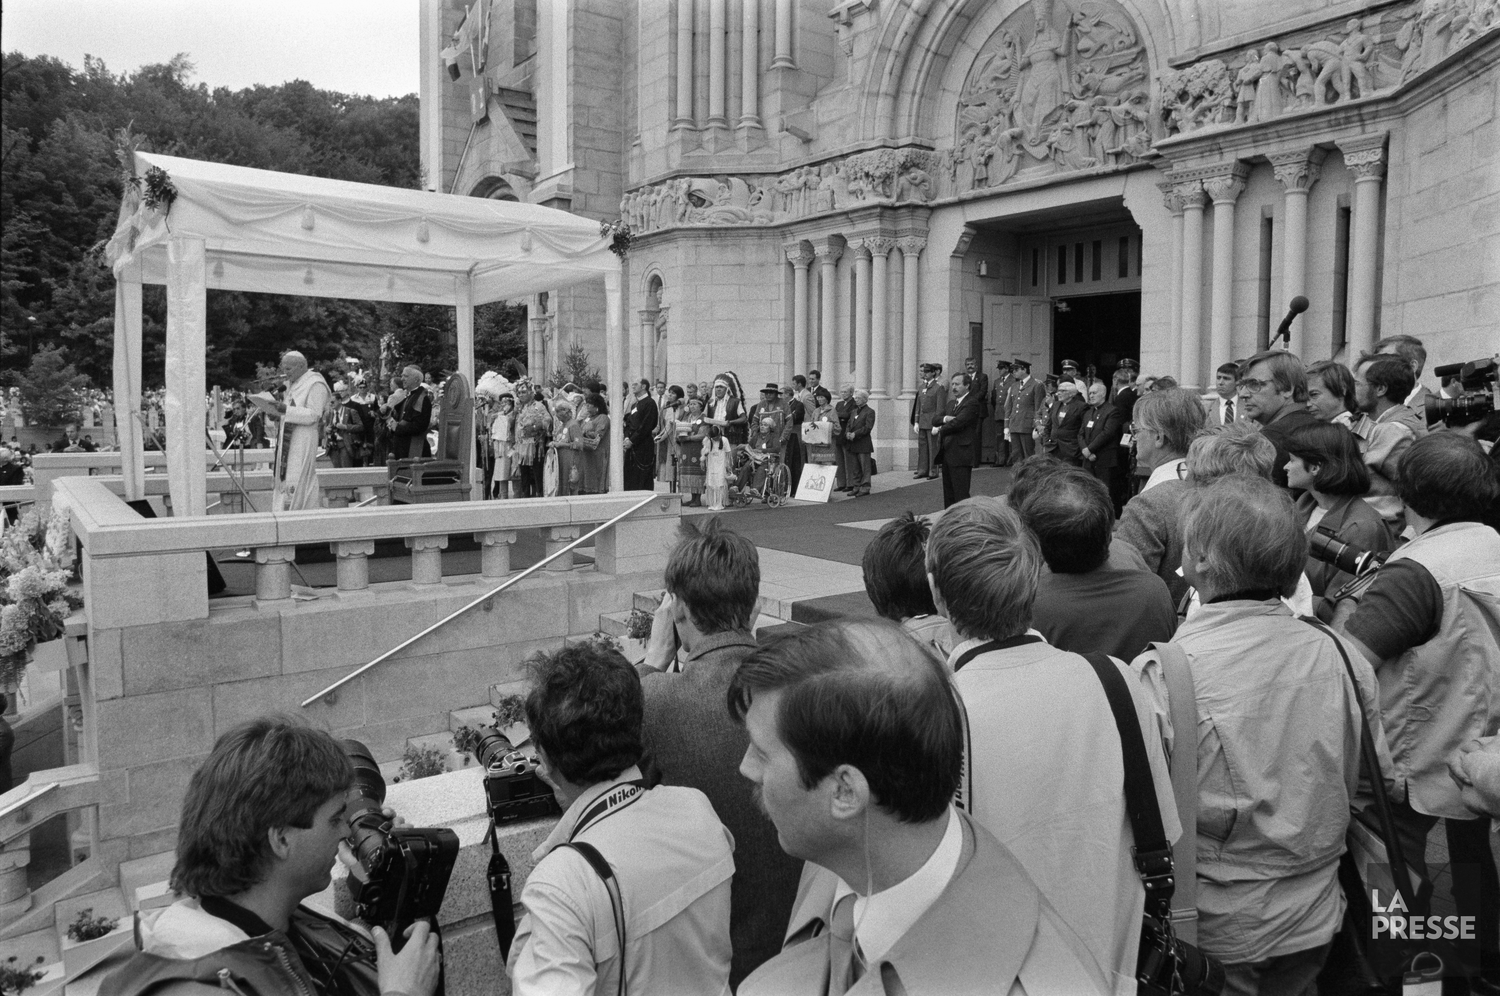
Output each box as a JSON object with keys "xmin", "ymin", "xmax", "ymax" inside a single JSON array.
[{"xmin": 420, "ymin": 0, "xmax": 1498, "ymax": 470}]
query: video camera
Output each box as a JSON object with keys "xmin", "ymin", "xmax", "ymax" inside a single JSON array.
[
  {"xmin": 339, "ymin": 740, "xmax": 459, "ymax": 951},
  {"xmin": 1426, "ymin": 356, "xmax": 1498, "ymax": 429}
]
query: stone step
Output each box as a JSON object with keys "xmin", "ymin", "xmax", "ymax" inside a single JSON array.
[
  {"xmin": 398, "ymin": 733, "xmax": 470, "ymax": 778},
  {"xmin": 117, "ymin": 852, "xmax": 174, "ymax": 913},
  {"xmin": 632, "ymin": 589, "xmax": 664, "ymax": 613},
  {"xmin": 54, "ymin": 886, "xmax": 130, "ymax": 982},
  {"xmin": 0, "ymin": 924, "xmax": 60, "ymax": 977},
  {"xmin": 448, "ymin": 704, "xmax": 497, "ymax": 733}
]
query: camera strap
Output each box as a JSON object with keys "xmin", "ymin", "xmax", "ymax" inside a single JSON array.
[
  {"xmin": 555, "ymin": 779, "xmax": 646, "ymax": 996},
  {"xmin": 486, "ymin": 820, "xmax": 517, "ymax": 963}
]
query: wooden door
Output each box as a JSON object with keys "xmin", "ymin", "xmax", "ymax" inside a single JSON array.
[{"xmin": 983, "ymin": 296, "xmax": 1053, "ymax": 377}]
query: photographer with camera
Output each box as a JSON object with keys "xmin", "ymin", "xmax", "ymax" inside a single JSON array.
[
  {"xmin": 1283, "ymin": 422, "xmax": 1393, "ymax": 620},
  {"xmin": 101, "ymin": 716, "xmax": 441, "ymax": 996},
  {"xmin": 1337, "ymin": 432, "xmax": 1500, "ymax": 990},
  {"xmin": 508, "ymin": 642, "xmax": 735, "ymax": 995},
  {"xmin": 1133, "ymin": 475, "xmax": 1388, "ymax": 995}
]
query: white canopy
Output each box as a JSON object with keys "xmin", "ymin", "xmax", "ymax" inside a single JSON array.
[{"xmin": 106, "ymin": 151, "xmax": 625, "ymax": 512}]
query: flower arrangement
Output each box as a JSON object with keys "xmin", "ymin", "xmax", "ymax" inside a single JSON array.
[
  {"xmin": 65, "ymin": 909, "xmax": 118, "ymax": 944},
  {"xmin": 625, "ymin": 608, "xmax": 654, "ymax": 641},
  {"xmin": 600, "ymin": 219, "xmax": 633, "ymax": 258},
  {"xmin": 395, "ymin": 743, "xmax": 447, "ymax": 783},
  {"xmin": 0, "ymin": 507, "xmax": 81, "ymax": 687},
  {"xmin": 0, "ymin": 955, "xmax": 47, "ymax": 993}
]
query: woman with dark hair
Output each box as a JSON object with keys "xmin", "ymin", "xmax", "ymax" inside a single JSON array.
[
  {"xmin": 1284, "ymin": 421, "xmax": 1391, "ymax": 618},
  {"xmin": 580, "ymin": 393, "xmax": 610, "ymax": 494},
  {"xmin": 674, "ymin": 397, "xmax": 708, "ymax": 506}
]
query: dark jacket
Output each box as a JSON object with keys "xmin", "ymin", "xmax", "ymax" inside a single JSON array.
[
  {"xmin": 391, "ymin": 385, "xmax": 433, "ymax": 458},
  {"xmin": 1005, "ymin": 376, "xmax": 1047, "ymax": 429},
  {"xmin": 640, "ymin": 630, "xmax": 801, "ymax": 988},
  {"xmin": 1256, "ymin": 407, "xmax": 1321, "ymax": 490},
  {"xmin": 843, "ymin": 404, "xmax": 875, "ymax": 454},
  {"xmin": 625, "ymin": 394, "xmax": 659, "ymax": 463},
  {"xmin": 707, "ymin": 394, "xmax": 747, "ymax": 445},
  {"xmin": 1296, "ymin": 493, "xmax": 1394, "ymax": 610},
  {"xmin": 1081, "ymin": 402, "xmax": 1125, "ymax": 469},
  {"xmin": 1113, "ymin": 384, "xmax": 1140, "ymax": 426},
  {"xmin": 1045, "ymin": 396, "xmax": 1089, "ymax": 460},
  {"xmin": 969, "ymin": 371, "xmax": 991, "ymax": 418},
  {"xmin": 937, "ymin": 390, "xmax": 982, "ymax": 467},
  {"xmin": 51, "ymin": 436, "xmax": 97, "ymax": 453}
]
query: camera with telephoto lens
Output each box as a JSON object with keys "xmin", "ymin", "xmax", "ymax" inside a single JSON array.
[
  {"xmin": 1425, "ymin": 356, "xmax": 1498, "ymax": 429},
  {"xmin": 473, "ymin": 727, "xmax": 561, "ymax": 824},
  {"xmin": 1308, "ymin": 527, "xmax": 1386, "ymax": 578},
  {"xmin": 1137, "ymin": 915, "xmax": 1225, "ymax": 996},
  {"xmin": 339, "ymin": 739, "xmax": 459, "ymax": 950}
]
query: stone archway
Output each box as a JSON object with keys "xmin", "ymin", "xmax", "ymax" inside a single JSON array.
[{"xmin": 469, "ymin": 176, "xmax": 519, "ymax": 201}]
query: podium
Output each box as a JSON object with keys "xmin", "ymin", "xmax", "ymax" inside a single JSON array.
[{"xmin": 388, "ymin": 374, "xmax": 474, "ymax": 504}]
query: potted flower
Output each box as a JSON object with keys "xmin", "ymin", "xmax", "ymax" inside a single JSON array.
[
  {"xmin": 60, "ymin": 908, "xmax": 130, "ymax": 980},
  {"xmin": 0, "ymin": 507, "xmax": 82, "ymax": 710}
]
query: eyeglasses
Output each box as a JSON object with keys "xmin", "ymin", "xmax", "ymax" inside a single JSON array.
[{"xmin": 1237, "ymin": 377, "xmax": 1272, "ymax": 393}]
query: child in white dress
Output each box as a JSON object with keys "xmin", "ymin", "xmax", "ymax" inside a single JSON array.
[{"xmin": 704, "ymin": 428, "xmax": 729, "ymax": 510}]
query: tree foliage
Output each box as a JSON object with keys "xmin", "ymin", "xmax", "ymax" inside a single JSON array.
[{"xmin": 0, "ymin": 52, "xmax": 528, "ymax": 393}]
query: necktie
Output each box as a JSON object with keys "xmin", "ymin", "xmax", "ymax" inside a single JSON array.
[
  {"xmin": 1224, "ymin": 399, "xmax": 1234, "ymax": 424},
  {"xmin": 827, "ymin": 893, "xmax": 866, "ymax": 994}
]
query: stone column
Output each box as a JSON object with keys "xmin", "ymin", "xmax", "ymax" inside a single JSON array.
[
  {"xmin": 1176, "ymin": 182, "xmax": 1208, "ymax": 389},
  {"xmin": 867, "ymin": 238, "xmax": 894, "ymax": 397},
  {"xmin": 673, "ymin": 0, "xmax": 695, "ymax": 128},
  {"xmin": 1205, "ymin": 164, "xmax": 1248, "ymax": 376},
  {"xmin": 1158, "ymin": 183, "xmax": 1186, "ymax": 382},
  {"xmin": 772, "ymin": 0, "xmax": 795, "ymax": 69},
  {"xmin": 707, "ymin": 0, "xmax": 728, "ymax": 128},
  {"xmin": 813, "ymin": 239, "xmax": 844, "ymax": 381},
  {"xmin": 531, "ymin": 317, "xmax": 550, "ymax": 380},
  {"xmin": 254, "ymin": 546, "xmax": 296, "ymax": 601},
  {"xmin": 738, "ymin": 0, "xmax": 760, "ymax": 130},
  {"xmin": 332, "ymin": 540, "xmax": 374, "ymax": 592},
  {"xmin": 477, "ymin": 530, "xmax": 518, "ymax": 578},
  {"xmin": 786, "ymin": 244, "xmax": 813, "ymax": 375},
  {"xmin": 851, "ymin": 241, "xmax": 873, "ymax": 393},
  {"xmin": 1340, "ymin": 135, "xmax": 1388, "ymax": 359},
  {"xmin": 638, "ymin": 309, "xmax": 658, "ymax": 382},
  {"xmin": 407, "ymin": 535, "xmax": 448, "ymax": 587},
  {"xmin": 545, "ymin": 526, "xmax": 582, "ymax": 571},
  {"xmin": 1270, "ymin": 148, "xmax": 1326, "ymax": 357},
  {"xmin": 899, "ymin": 237, "xmax": 925, "ymax": 397}
]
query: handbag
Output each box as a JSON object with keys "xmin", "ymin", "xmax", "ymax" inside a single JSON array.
[
  {"xmin": 1302, "ymin": 618, "xmax": 1439, "ymax": 996},
  {"xmin": 1080, "ymin": 652, "xmax": 1225, "ymax": 996}
]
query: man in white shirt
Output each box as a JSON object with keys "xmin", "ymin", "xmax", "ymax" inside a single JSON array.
[
  {"xmin": 732, "ymin": 619, "xmax": 1105, "ymax": 996},
  {"xmin": 508, "ymin": 643, "xmax": 735, "ymax": 996},
  {"xmin": 1202, "ymin": 361, "xmax": 1241, "ymax": 426},
  {"xmin": 927, "ymin": 497, "xmax": 1180, "ymax": 995}
]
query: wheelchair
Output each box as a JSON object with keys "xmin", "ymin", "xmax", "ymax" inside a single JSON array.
[{"xmin": 727, "ymin": 445, "xmax": 793, "ymax": 507}]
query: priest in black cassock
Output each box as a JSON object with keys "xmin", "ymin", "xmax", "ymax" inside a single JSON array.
[{"xmin": 622, "ymin": 378, "xmax": 658, "ymax": 491}]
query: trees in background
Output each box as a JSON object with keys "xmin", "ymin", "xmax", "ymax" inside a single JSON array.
[{"xmin": 1, "ymin": 52, "xmax": 527, "ymax": 396}]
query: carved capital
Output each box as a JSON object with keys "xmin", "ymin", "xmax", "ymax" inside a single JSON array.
[
  {"xmin": 783, "ymin": 244, "xmax": 815, "ymax": 267},
  {"xmin": 332, "ymin": 540, "xmax": 376, "ymax": 559},
  {"xmin": 476, "ymin": 530, "xmax": 518, "ymax": 547},
  {"xmin": 1157, "ymin": 182, "xmax": 1185, "ymax": 214},
  {"xmin": 1269, "ymin": 148, "xmax": 1327, "ymax": 193},
  {"xmin": 848, "ymin": 239, "xmax": 874, "ymax": 260},
  {"xmin": 1338, "ymin": 133, "xmax": 1388, "ymax": 180},
  {"xmin": 406, "ymin": 534, "xmax": 449, "ymax": 553},
  {"xmin": 812, "ymin": 239, "xmax": 844, "ymax": 265},
  {"xmin": 1172, "ymin": 181, "xmax": 1208, "ymax": 209},
  {"xmin": 1201, "ymin": 163, "xmax": 1250, "ymax": 204},
  {"xmin": 864, "ymin": 236, "xmax": 896, "ymax": 258},
  {"xmin": 897, "ymin": 237, "xmax": 927, "ymax": 256}
]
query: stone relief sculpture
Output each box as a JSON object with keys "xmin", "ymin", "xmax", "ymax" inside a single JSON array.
[
  {"xmin": 1160, "ymin": 0, "xmax": 1497, "ymax": 134},
  {"xmin": 950, "ymin": 0, "xmax": 1151, "ymax": 189}
]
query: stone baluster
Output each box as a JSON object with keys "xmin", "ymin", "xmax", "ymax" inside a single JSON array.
[
  {"xmin": 673, "ymin": 1, "xmax": 695, "ymax": 129},
  {"xmin": 785, "ymin": 245, "xmax": 814, "ymax": 376},
  {"xmin": 867, "ymin": 238, "xmax": 894, "ymax": 397},
  {"xmin": 813, "ymin": 239, "xmax": 844, "ymax": 381},
  {"xmin": 1158, "ymin": 183, "xmax": 1186, "ymax": 382},
  {"xmin": 637, "ymin": 309, "xmax": 657, "ymax": 383},
  {"xmin": 407, "ymin": 535, "xmax": 448, "ymax": 586},
  {"xmin": 1205, "ymin": 164, "xmax": 1248, "ymax": 377},
  {"xmin": 851, "ymin": 241, "xmax": 873, "ymax": 393},
  {"xmin": 738, "ymin": 0, "xmax": 760, "ymax": 131},
  {"xmin": 477, "ymin": 530, "xmax": 519, "ymax": 578},
  {"xmin": 899, "ymin": 237, "xmax": 926, "ymax": 398},
  {"xmin": 1339, "ymin": 135, "xmax": 1388, "ymax": 359},
  {"xmin": 332, "ymin": 540, "xmax": 375, "ymax": 592},
  {"xmin": 0, "ymin": 837, "xmax": 30, "ymax": 921},
  {"xmin": 772, "ymin": 0, "xmax": 795, "ymax": 69},
  {"xmin": 1270, "ymin": 148, "xmax": 1326, "ymax": 358},
  {"xmin": 707, "ymin": 0, "xmax": 728, "ymax": 129},
  {"xmin": 254, "ymin": 546, "xmax": 296, "ymax": 601},
  {"xmin": 545, "ymin": 526, "xmax": 582, "ymax": 571},
  {"xmin": 1175, "ymin": 182, "xmax": 1208, "ymax": 389}
]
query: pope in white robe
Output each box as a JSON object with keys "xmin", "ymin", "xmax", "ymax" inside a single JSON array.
[{"xmin": 270, "ymin": 351, "xmax": 332, "ymax": 511}]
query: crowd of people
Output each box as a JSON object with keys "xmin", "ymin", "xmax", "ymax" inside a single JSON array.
[{"xmin": 97, "ymin": 333, "xmax": 1500, "ymax": 996}]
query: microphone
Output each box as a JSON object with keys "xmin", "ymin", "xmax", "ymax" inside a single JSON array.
[{"xmin": 1274, "ymin": 296, "xmax": 1310, "ymax": 348}]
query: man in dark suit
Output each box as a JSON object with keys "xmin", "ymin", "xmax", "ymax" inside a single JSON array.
[
  {"xmin": 623, "ymin": 378, "xmax": 659, "ymax": 490},
  {"xmin": 638, "ymin": 520, "xmax": 802, "ymax": 989},
  {"xmin": 50, "ymin": 422, "xmax": 97, "ymax": 453},
  {"xmin": 934, "ymin": 372, "xmax": 981, "ymax": 507},
  {"xmin": 910, "ymin": 363, "xmax": 946, "ymax": 479},
  {"xmin": 1111, "ymin": 359, "xmax": 1140, "ymax": 426},
  {"xmin": 966, "ymin": 357, "xmax": 994, "ymax": 464},
  {"xmin": 1005, "ymin": 359, "xmax": 1046, "ymax": 462},
  {"xmin": 1045, "ymin": 379, "xmax": 1089, "ymax": 465},
  {"xmin": 389, "ymin": 365, "xmax": 433, "ymax": 458},
  {"xmin": 842, "ymin": 390, "xmax": 875, "ymax": 497},
  {"xmin": 832, "ymin": 385, "xmax": 855, "ymax": 492},
  {"xmin": 1079, "ymin": 381, "xmax": 1127, "ymax": 513}
]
